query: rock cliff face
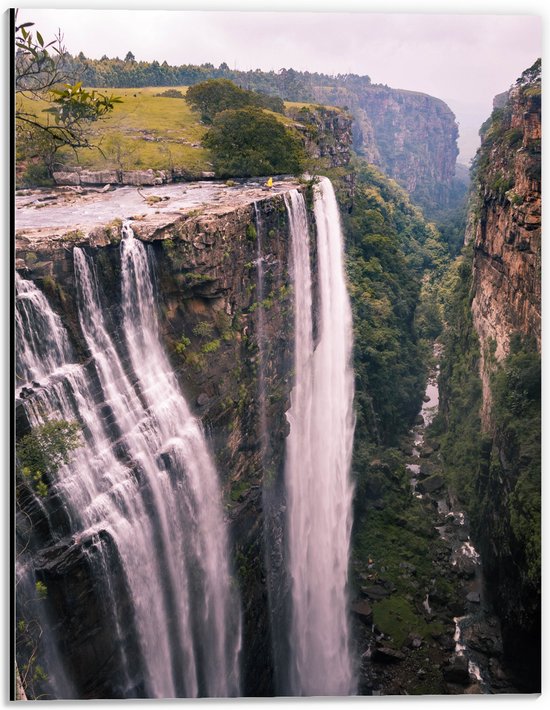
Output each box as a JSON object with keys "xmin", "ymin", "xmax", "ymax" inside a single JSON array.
[
  {"xmin": 312, "ymin": 84, "xmax": 459, "ymax": 212},
  {"xmin": 287, "ymin": 105, "xmax": 353, "ymax": 169},
  {"xmin": 469, "ymin": 60, "xmax": 541, "ymax": 428},
  {"xmin": 467, "ymin": 60, "xmax": 541, "ymax": 691},
  {"xmin": 15, "ymin": 181, "xmax": 311, "ymax": 697}
]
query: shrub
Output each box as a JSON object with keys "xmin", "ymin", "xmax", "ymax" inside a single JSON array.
[
  {"xmin": 193, "ymin": 320, "xmax": 214, "ymax": 338},
  {"xmin": 17, "ymin": 420, "xmax": 80, "ymax": 497},
  {"xmin": 201, "ymin": 339, "xmax": 221, "ymax": 354},
  {"xmin": 19, "ymin": 163, "xmax": 54, "ymax": 188},
  {"xmin": 174, "ymin": 335, "xmax": 191, "ymax": 355},
  {"xmin": 156, "ymin": 89, "xmax": 185, "ymax": 98},
  {"xmin": 203, "ymin": 107, "xmax": 305, "ymax": 178}
]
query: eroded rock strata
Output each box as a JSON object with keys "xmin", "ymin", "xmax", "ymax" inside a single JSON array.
[{"xmin": 467, "ymin": 61, "xmax": 541, "ymax": 691}]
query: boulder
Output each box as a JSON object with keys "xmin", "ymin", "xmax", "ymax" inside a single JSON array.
[
  {"xmin": 53, "ymin": 171, "xmax": 81, "ymax": 186},
  {"xmin": 464, "ymin": 683, "xmax": 482, "ymax": 694},
  {"xmin": 361, "ymin": 584, "xmax": 392, "ymax": 600},
  {"xmin": 455, "ymin": 558, "xmax": 477, "ymax": 579},
  {"xmin": 437, "ymin": 634, "xmax": 456, "ymax": 652},
  {"xmin": 350, "ymin": 599, "xmax": 373, "ymax": 624},
  {"xmin": 463, "ymin": 618, "xmax": 503, "ymax": 656},
  {"xmin": 418, "ymin": 462, "xmax": 435, "ymax": 479},
  {"xmin": 122, "ymin": 170, "xmax": 157, "ymax": 186},
  {"xmin": 196, "ymin": 392, "xmax": 209, "ymax": 407},
  {"xmin": 466, "ymin": 591, "xmax": 481, "ymax": 603},
  {"xmin": 406, "ymin": 633, "xmax": 423, "ymax": 649},
  {"xmin": 372, "ymin": 645, "xmax": 405, "ymax": 664},
  {"xmin": 417, "ymin": 474, "xmax": 445, "ymax": 494},
  {"xmin": 80, "ymin": 170, "xmax": 119, "ymax": 185},
  {"xmin": 443, "ymin": 655, "xmax": 470, "ymax": 685}
]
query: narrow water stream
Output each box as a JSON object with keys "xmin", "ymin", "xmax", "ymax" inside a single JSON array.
[{"xmin": 405, "ymin": 342, "xmax": 502, "ymax": 694}]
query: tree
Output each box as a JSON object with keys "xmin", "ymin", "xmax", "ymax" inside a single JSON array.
[
  {"xmin": 185, "ymin": 78, "xmax": 285, "ymax": 125},
  {"xmin": 124, "ymin": 51, "xmax": 136, "ymax": 62},
  {"xmin": 14, "ymin": 14, "xmax": 121, "ymax": 158},
  {"xmin": 185, "ymin": 78, "xmax": 252, "ymax": 124},
  {"xmin": 203, "ymin": 107, "xmax": 305, "ymax": 177}
]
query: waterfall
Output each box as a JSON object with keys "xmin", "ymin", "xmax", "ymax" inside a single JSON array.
[
  {"xmin": 283, "ymin": 178, "xmax": 356, "ymax": 696},
  {"xmin": 15, "ymin": 227, "xmax": 241, "ymax": 699}
]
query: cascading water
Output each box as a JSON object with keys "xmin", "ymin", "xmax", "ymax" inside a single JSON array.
[
  {"xmin": 15, "ymin": 225, "xmax": 241, "ymax": 699},
  {"xmin": 283, "ymin": 178, "xmax": 356, "ymax": 696}
]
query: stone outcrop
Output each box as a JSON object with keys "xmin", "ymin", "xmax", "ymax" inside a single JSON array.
[
  {"xmin": 287, "ymin": 105, "xmax": 353, "ymax": 169},
  {"xmin": 52, "ymin": 167, "xmax": 169, "ymax": 187}
]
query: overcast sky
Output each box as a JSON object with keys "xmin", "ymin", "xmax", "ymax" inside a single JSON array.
[{"xmin": 16, "ymin": 7, "xmax": 541, "ymax": 162}]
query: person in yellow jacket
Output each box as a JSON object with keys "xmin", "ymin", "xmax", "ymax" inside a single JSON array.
[{"xmin": 265, "ymin": 177, "xmax": 273, "ymax": 189}]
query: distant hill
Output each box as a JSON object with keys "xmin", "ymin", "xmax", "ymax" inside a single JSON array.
[{"xmin": 62, "ymin": 54, "xmax": 461, "ymax": 214}]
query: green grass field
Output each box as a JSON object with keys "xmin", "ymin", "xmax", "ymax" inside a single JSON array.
[
  {"xmin": 17, "ymin": 87, "xmax": 311, "ymax": 176},
  {"xmin": 18, "ymin": 86, "xmax": 210, "ymax": 173}
]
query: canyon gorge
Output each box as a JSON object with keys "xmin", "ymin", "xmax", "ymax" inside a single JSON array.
[{"xmin": 14, "ymin": 45, "xmax": 540, "ymax": 699}]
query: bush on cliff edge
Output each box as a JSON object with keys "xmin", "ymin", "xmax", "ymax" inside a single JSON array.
[{"xmin": 203, "ymin": 106, "xmax": 305, "ymax": 178}]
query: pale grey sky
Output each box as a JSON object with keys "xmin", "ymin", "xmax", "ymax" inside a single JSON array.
[{"xmin": 16, "ymin": 7, "xmax": 542, "ymax": 162}]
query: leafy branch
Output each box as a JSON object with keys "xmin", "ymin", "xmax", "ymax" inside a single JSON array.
[{"xmin": 15, "ymin": 13, "xmax": 121, "ymax": 155}]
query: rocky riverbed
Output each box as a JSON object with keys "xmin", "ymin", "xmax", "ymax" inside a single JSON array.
[{"xmin": 352, "ymin": 344, "xmax": 516, "ymax": 695}]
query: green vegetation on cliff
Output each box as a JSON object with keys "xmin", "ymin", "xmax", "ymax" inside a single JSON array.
[
  {"xmin": 432, "ymin": 59, "xmax": 541, "ymax": 691},
  {"xmin": 16, "ymin": 420, "xmax": 81, "ymax": 498},
  {"xmin": 472, "ymin": 58, "xmax": 541, "ymax": 205},
  {"xmin": 431, "ymin": 247, "xmax": 483, "ymax": 508},
  {"xmin": 488, "ymin": 336, "xmax": 541, "ymax": 587},
  {"xmin": 435, "ymin": 246, "xmax": 540, "ymax": 589},
  {"xmin": 337, "ymin": 161, "xmax": 448, "ymax": 448}
]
